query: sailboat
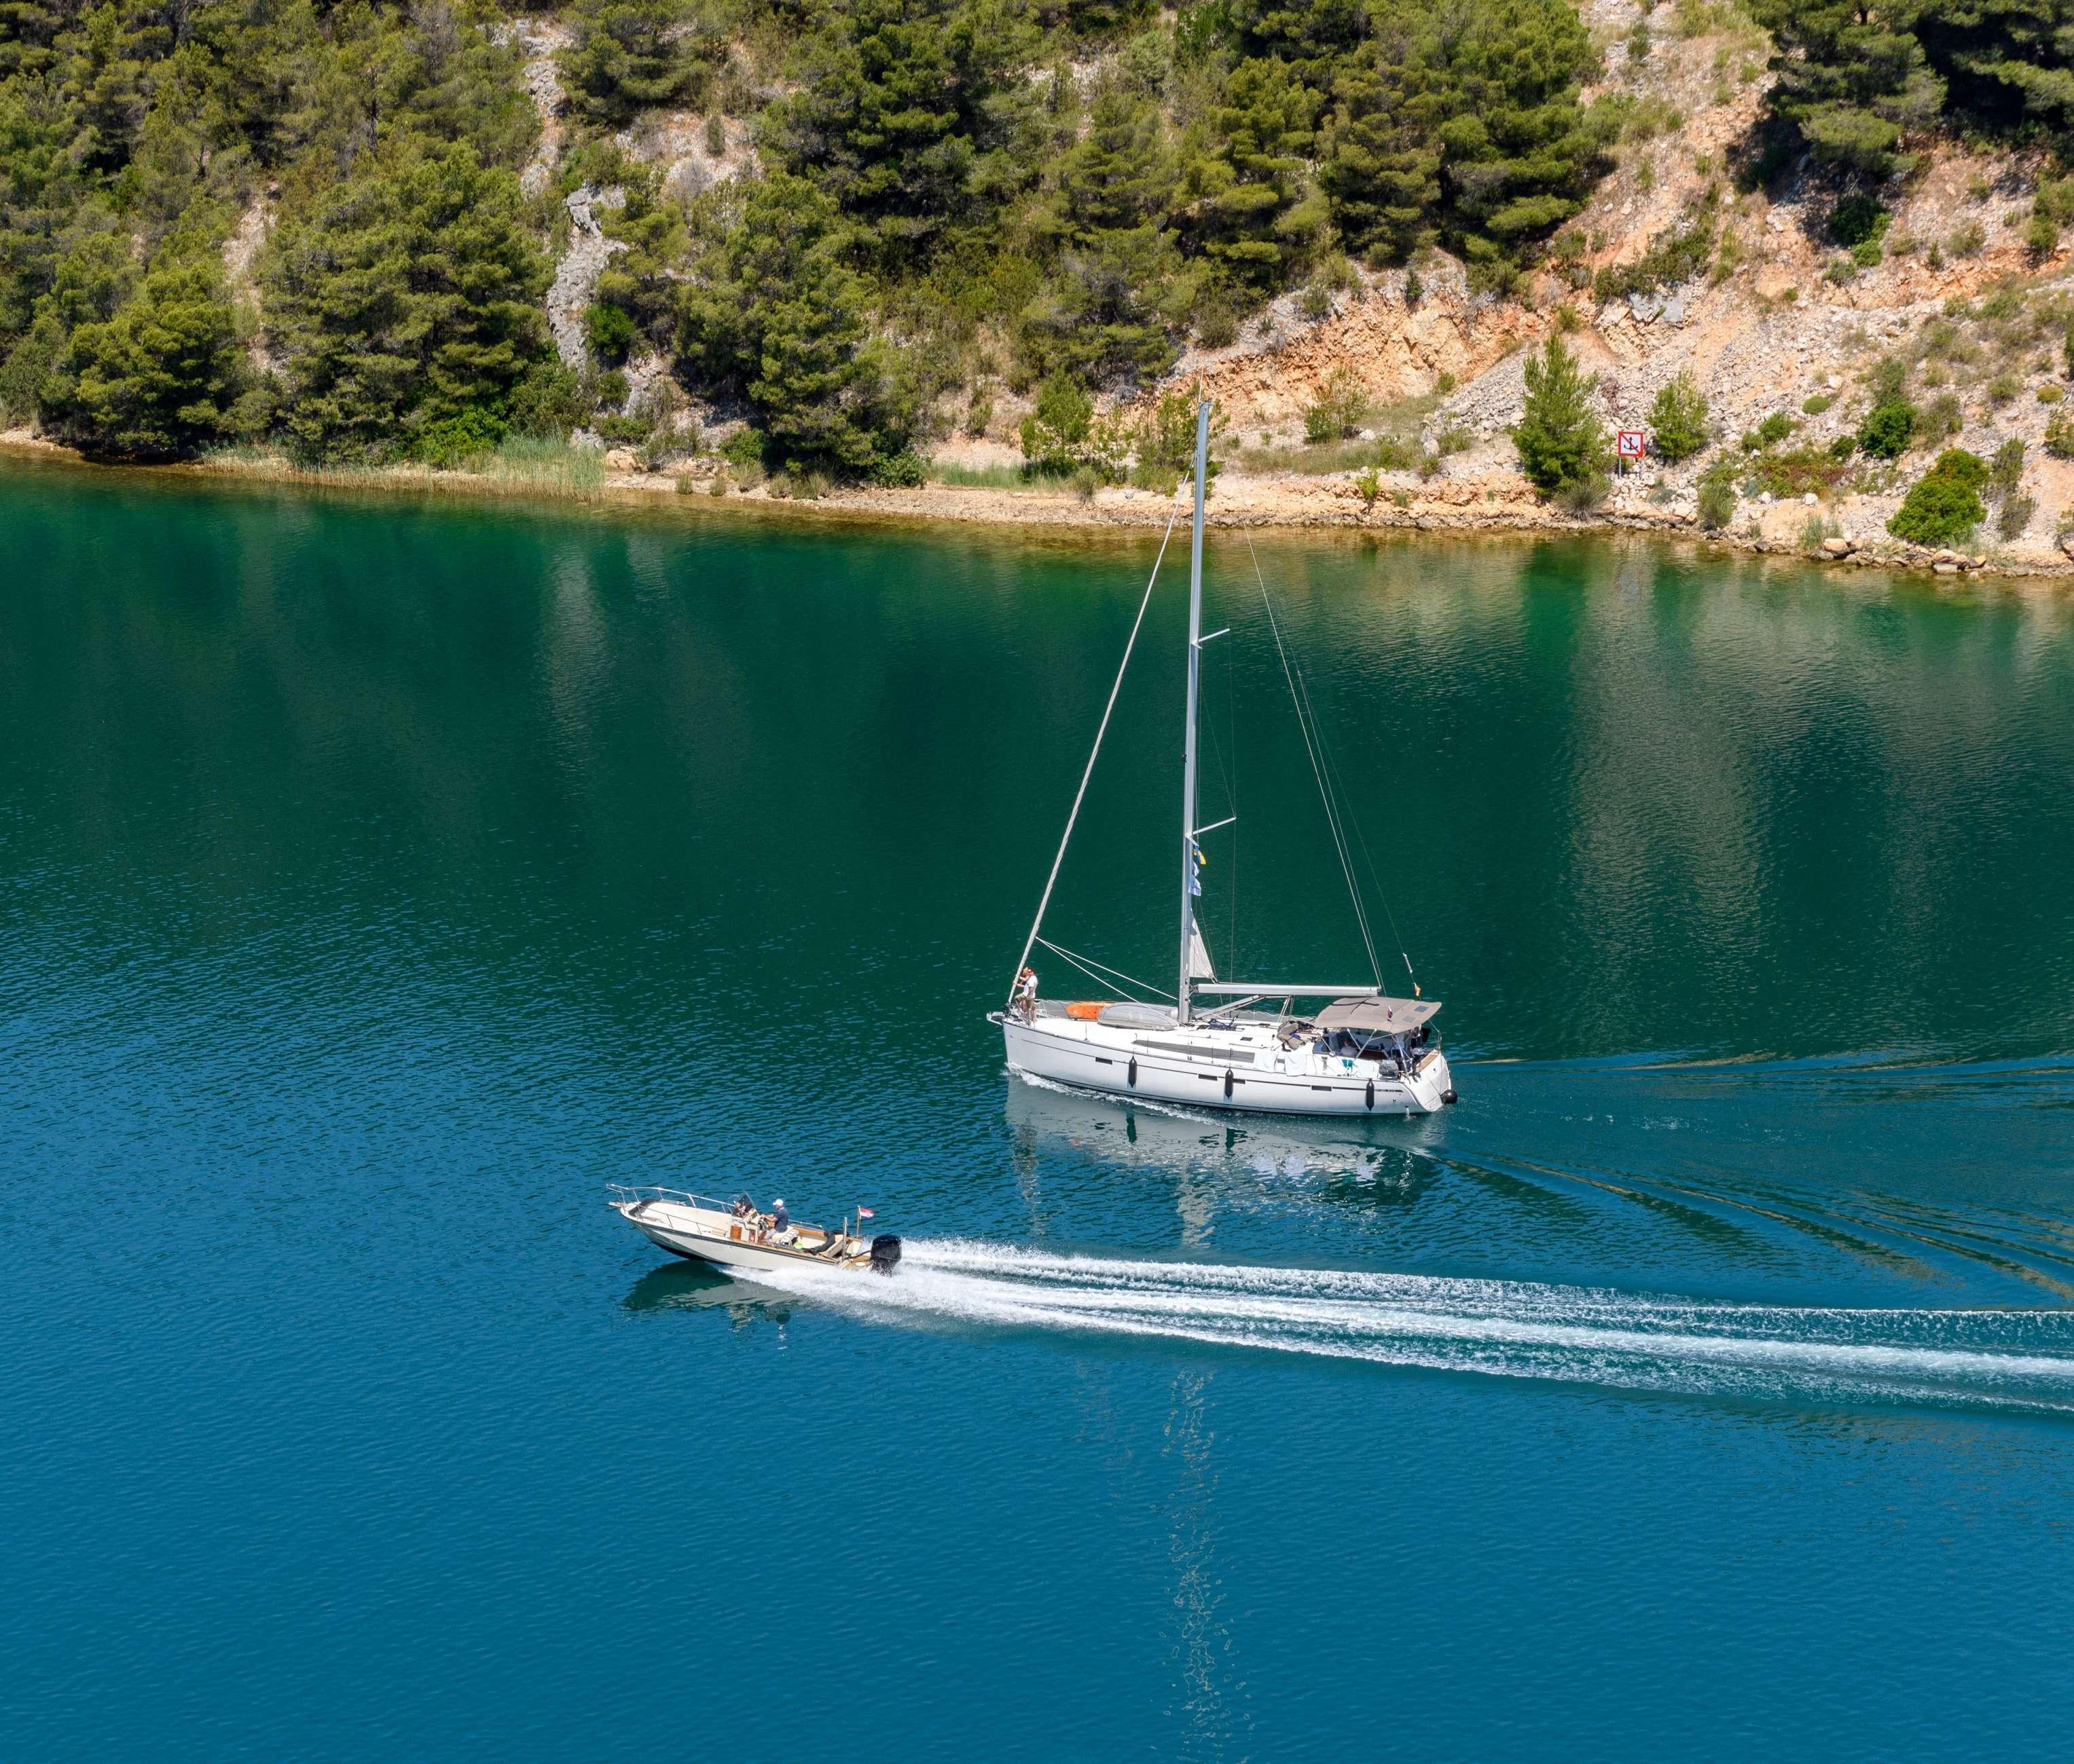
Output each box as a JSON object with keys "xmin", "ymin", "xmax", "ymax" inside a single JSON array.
[{"xmin": 989, "ymin": 401, "xmax": 1459, "ymax": 1119}]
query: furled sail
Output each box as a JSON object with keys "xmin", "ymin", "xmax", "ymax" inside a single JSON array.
[{"xmin": 1187, "ymin": 919, "xmax": 1216, "ymax": 981}]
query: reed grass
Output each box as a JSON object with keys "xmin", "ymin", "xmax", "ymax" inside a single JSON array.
[{"xmin": 201, "ymin": 437, "xmax": 610, "ymax": 501}]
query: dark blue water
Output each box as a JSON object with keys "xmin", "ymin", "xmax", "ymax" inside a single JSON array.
[{"xmin": 3, "ymin": 460, "xmax": 2073, "ymax": 1758}]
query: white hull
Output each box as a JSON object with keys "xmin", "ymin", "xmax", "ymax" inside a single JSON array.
[
  {"xmin": 613, "ymin": 1194, "xmax": 879, "ymax": 1275},
  {"xmin": 998, "ymin": 1013, "xmax": 1453, "ymax": 1118}
]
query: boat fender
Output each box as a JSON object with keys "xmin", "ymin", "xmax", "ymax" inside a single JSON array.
[
  {"xmin": 1127, "ymin": 1056, "xmax": 1138, "ymax": 1088},
  {"xmin": 1441, "ymin": 1089, "xmax": 1459, "ymax": 1106},
  {"xmin": 869, "ymin": 1234, "xmax": 903, "ymax": 1275},
  {"xmin": 1365, "ymin": 1078, "xmax": 1375, "ymax": 1111},
  {"xmin": 1223, "ymin": 1069, "xmax": 1234, "ymax": 1099}
]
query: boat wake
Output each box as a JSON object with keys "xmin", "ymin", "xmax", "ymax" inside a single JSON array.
[{"xmin": 748, "ymin": 1241, "xmax": 2074, "ymax": 1414}]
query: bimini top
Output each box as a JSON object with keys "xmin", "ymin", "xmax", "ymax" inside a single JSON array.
[{"xmin": 1314, "ymin": 996, "xmax": 1442, "ymax": 1035}]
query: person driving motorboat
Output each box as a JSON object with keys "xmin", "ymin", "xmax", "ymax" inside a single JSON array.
[{"xmin": 769, "ymin": 1198, "xmax": 794, "ymax": 1244}]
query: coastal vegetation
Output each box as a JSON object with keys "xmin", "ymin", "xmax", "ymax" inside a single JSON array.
[{"xmin": 1, "ymin": 0, "xmax": 2073, "ymax": 564}]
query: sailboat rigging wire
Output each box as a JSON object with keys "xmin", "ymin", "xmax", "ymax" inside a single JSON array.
[
  {"xmin": 1301, "ymin": 659, "xmax": 1419, "ymax": 988},
  {"xmin": 1034, "ymin": 937, "xmax": 1176, "ymax": 1002},
  {"xmin": 1248, "ymin": 541, "xmax": 1383, "ymax": 987},
  {"xmin": 1006, "ymin": 505, "xmax": 1183, "ymax": 1005},
  {"xmin": 1288, "ymin": 638, "xmax": 1417, "ymax": 989}
]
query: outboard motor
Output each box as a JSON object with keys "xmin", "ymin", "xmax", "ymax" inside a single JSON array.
[{"xmin": 869, "ymin": 1234, "xmax": 903, "ymax": 1275}]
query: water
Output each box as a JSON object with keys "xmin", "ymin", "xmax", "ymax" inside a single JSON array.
[{"xmin": 3, "ymin": 458, "xmax": 2073, "ymax": 1757}]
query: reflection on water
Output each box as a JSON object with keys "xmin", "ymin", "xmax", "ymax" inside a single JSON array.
[
  {"xmin": 1004, "ymin": 1070, "xmax": 1441, "ymax": 1190},
  {"xmin": 623, "ymin": 1261, "xmax": 795, "ymax": 1329}
]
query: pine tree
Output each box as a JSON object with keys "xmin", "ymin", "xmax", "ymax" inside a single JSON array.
[
  {"xmin": 1436, "ymin": 0, "xmax": 1601, "ymax": 265},
  {"xmin": 1747, "ymin": 0, "xmax": 1943, "ymax": 177},
  {"xmin": 765, "ymin": 0, "xmax": 1041, "ymax": 269},
  {"xmin": 677, "ymin": 172, "xmax": 900, "ymax": 471},
  {"xmin": 1321, "ymin": 24, "xmax": 1442, "ymax": 262},
  {"xmin": 263, "ymin": 140, "xmax": 549, "ymax": 460},
  {"xmin": 560, "ymin": 0, "xmax": 716, "ymax": 128},
  {"xmin": 1229, "ymin": 0, "xmax": 1370, "ymax": 86},
  {"xmin": 1648, "ymin": 368, "xmax": 1708, "ymax": 463},
  {"xmin": 51, "ymin": 256, "xmax": 242, "ymax": 456},
  {"xmin": 1182, "ymin": 57, "xmax": 1322, "ymax": 290},
  {"xmin": 1514, "ymin": 334, "xmax": 1607, "ymax": 495}
]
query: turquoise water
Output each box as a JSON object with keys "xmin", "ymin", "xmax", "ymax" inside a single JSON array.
[{"xmin": 3, "ymin": 459, "xmax": 2073, "ymax": 1757}]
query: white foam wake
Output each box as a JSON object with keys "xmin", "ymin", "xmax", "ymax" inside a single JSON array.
[{"xmin": 745, "ymin": 1240, "xmax": 2074, "ymax": 1412}]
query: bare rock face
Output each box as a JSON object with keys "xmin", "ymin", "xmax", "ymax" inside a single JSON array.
[{"xmin": 546, "ymin": 186, "xmax": 627, "ymax": 370}]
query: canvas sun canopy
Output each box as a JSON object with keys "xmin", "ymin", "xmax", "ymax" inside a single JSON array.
[{"xmin": 1313, "ymin": 997, "xmax": 1442, "ymax": 1035}]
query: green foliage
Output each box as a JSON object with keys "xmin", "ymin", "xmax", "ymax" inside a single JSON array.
[
  {"xmin": 1322, "ymin": 0, "xmax": 1602, "ymax": 268},
  {"xmin": 1743, "ymin": 411, "xmax": 1794, "ymax": 449},
  {"xmin": 1829, "ymin": 196, "xmax": 1887, "ymax": 247},
  {"xmin": 764, "ymin": 0, "xmax": 1042, "ymax": 272},
  {"xmin": 263, "ymin": 141, "xmax": 549, "ymax": 462},
  {"xmin": 1513, "ymin": 334, "xmax": 1606, "ymax": 496},
  {"xmin": 1181, "ymin": 56, "xmax": 1324, "ymax": 291},
  {"xmin": 585, "ymin": 301, "xmax": 639, "ymax": 362},
  {"xmin": 678, "ymin": 172, "xmax": 903, "ymax": 473},
  {"xmin": 1887, "ymin": 447, "xmax": 1986, "ymax": 546},
  {"xmin": 1696, "ymin": 456, "xmax": 1736, "ymax": 530},
  {"xmin": 1985, "ymin": 436, "xmax": 2024, "ymax": 500},
  {"xmin": 1857, "ymin": 394, "xmax": 1916, "ymax": 460},
  {"xmin": 1592, "ymin": 204, "xmax": 1715, "ymax": 301},
  {"xmin": 1303, "ymin": 366, "xmax": 1366, "ymax": 440},
  {"xmin": 560, "ymin": 0, "xmax": 718, "ymax": 128},
  {"xmin": 48, "ymin": 257, "xmax": 244, "ymax": 457},
  {"xmin": 2045, "ymin": 411, "xmax": 2074, "ymax": 459},
  {"xmin": 1648, "ymin": 368, "xmax": 1707, "ymax": 462},
  {"xmin": 1017, "ymin": 370, "xmax": 1093, "ymax": 471}
]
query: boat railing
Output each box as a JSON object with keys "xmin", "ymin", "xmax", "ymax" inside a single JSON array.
[{"xmin": 608, "ymin": 1183, "xmax": 738, "ymax": 1218}]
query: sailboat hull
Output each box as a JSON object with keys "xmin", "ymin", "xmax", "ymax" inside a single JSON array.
[{"xmin": 999, "ymin": 1014, "xmax": 1453, "ymax": 1117}]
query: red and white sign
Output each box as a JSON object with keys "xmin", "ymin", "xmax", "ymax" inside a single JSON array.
[{"xmin": 1616, "ymin": 429, "xmax": 1647, "ymax": 460}]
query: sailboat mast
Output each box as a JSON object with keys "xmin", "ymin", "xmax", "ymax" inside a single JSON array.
[{"xmin": 1177, "ymin": 399, "xmax": 1209, "ymax": 1025}]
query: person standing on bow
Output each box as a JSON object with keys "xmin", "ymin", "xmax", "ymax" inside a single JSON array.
[{"xmin": 1013, "ymin": 966, "xmax": 1038, "ymax": 1021}]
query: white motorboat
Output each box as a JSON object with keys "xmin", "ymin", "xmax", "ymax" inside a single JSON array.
[
  {"xmin": 992, "ymin": 401, "xmax": 1459, "ymax": 1120},
  {"xmin": 611, "ymin": 1186, "xmax": 901, "ymax": 1275}
]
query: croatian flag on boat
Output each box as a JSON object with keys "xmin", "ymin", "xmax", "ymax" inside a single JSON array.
[{"xmin": 858, "ymin": 1207, "xmax": 875, "ymax": 1219}]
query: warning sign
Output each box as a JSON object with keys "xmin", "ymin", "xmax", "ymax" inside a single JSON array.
[{"xmin": 1616, "ymin": 429, "xmax": 1647, "ymax": 460}]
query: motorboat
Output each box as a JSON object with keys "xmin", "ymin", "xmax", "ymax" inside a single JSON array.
[
  {"xmin": 991, "ymin": 399, "xmax": 1460, "ymax": 1119},
  {"xmin": 610, "ymin": 1186, "xmax": 901, "ymax": 1275}
]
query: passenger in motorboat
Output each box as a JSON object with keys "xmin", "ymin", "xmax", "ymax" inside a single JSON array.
[{"xmin": 728, "ymin": 1194, "xmax": 797, "ymax": 1246}]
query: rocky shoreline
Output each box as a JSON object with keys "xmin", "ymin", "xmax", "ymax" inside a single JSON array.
[{"xmin": 7, "ymin": 431, "xmax": 2063, "ymax": 584}]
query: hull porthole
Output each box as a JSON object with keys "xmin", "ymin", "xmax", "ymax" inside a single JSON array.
[
  {"xmin": 1222, "ymin": 1069, "xmax": 1234, "ymax": 1099},
  {"xmin": 1364, "ymin": 1079, "xmax": 1375, "ymax": 1111},
  {"xmin": 1127, "ymin": 1056, "xmax": 1138, "ymax": 1088}
]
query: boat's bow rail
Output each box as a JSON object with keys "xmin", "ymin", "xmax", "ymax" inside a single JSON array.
[{"xmin": 608, "ymin": 1183, "xmax": 736, "ymax": 1222}]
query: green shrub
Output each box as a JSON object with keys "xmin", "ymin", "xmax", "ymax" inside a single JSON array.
[
  {"xmin": 1857, "ymin": 397, "xmax": 1916, "ymax": 459},
  {"xmin": 585, "ymin": 302, "xmax": 638, "ymax": 363},
  {"xmin": 1305, "ymin": 369, "xmax": 1367, "ymax": 443},
  {"xmin": 1696, "ymin": 458, "xmax": 1736, "ymax": 530},
  {"xmin": 719, "ymin": 427, "xmax": 765, "ymax": 470},
  {"xmin": 1743, "ymin": 411, "xmax": 1795, "ymax": 449},
  {"xmin": 1802, "ymin": 392, "xmax": 1834, "ymax": 415},
  {"xmin": 2046, "ymin": 412, "xmax": 2074, "ymax": 458},
  {"xmin": 1947, "ymin": 221, "xmax": 1986, "ymax": 259},
  {"xmin": 1887, "ymin": 449, "xmax": 1987, "ymax": 546},
  {"xmin": 1746, "ymin": 446, "xmax": 1851, "ymax": 500},
  {"xmin": 2040, "ymin": 383, "xmax": 2064, "ymax": 404},
  {"xmin": 1986, "ymin": 437, "xmax": 2024, "ymax": 491},
  {"xmin": 1514, "ymin": 336, "xmax": 1609, "ymax": 496},
  {"xmin": 1649, "ymin": 369, "xmax": 1709, "ymax": 462},
  {"xmin": 414, "ymin": 407, "xmax": 507, "ymax": 467},
  {"xmin": 1019, "ymin": 373, "xmax": 1093, "ymax": 474},
  {"xmin": 869, "ymin": 447, "xmax": 928, "ymax": 487},
  {"xmin": 2000, "ymin": 493, "xmax": 2036, "ymax": 538},
  {"xmin": 1830, "ymin": 196, "xmax": 1887, "ymax": 247}
]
